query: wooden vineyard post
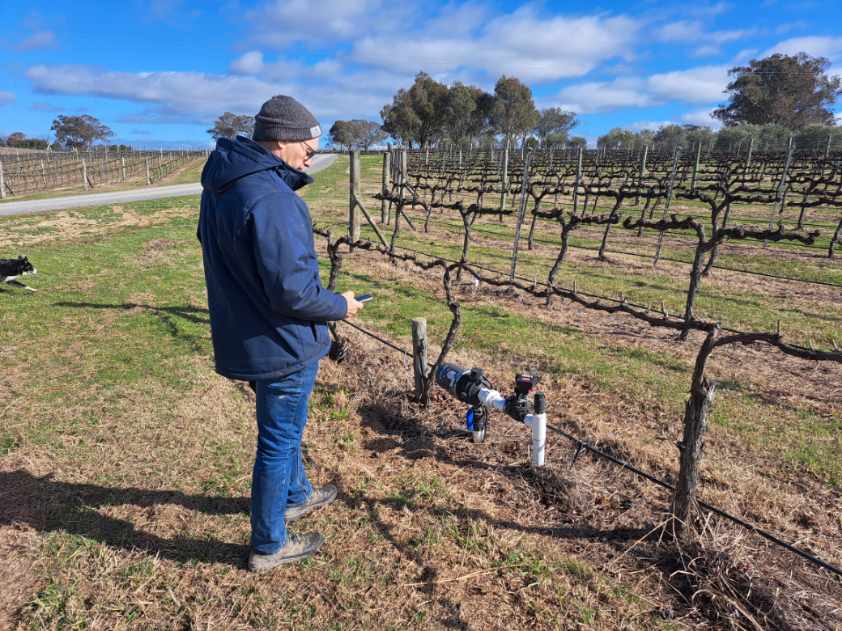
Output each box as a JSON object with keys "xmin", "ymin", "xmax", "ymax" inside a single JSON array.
[
  {"xmin": 499, "ymin": 139, "xmax": 510, "ymax": 217},
  {"xmin": 81, "ymin": 158, "xmax": 89, "ymax": 189},
  {"xmin": 381, "ymin": 150, "xmax": 390, "ymax": 224},
  {"xmin": 400, "ymin": 148, "xmax": 408, "ymax": 199},
  {"xmin": 349, "ymin": 150, "xmax": 360, "ymax": 242},
  {"xmin": 349, "ymin": 150, "xmax": 387, "ymax": 247},
  {"xmin": 40, "ymin": 160, "xmax": 47, "ymax": 187},
  {"xmin": 509, "ymin": 152, "xmax": 532, "ymax": 281},
  {"xmin": 145, "ymin": 157, "xmax": 152, "ymax": 185},
  {"xmin": 121, "ymin": 156, "xmax": 127, "ymax": 181},
  {"xmin": 411, "ymin": 318, "xmax": 428, "ymax": 402},
  {"xmin": 0, "ymin": 160, "xmax": 5, "ymax": 199},
  {"xmin": 653, "ymin": 148, "xmax": 680, "ymax": 266},
  {"xmin": 829, "ymin": 217, "xmax": 842, "ymax": 258},
  {"xmin": 745, "ymin": 136, "xmax": 754, "ymax": 170},
  {"xmin": 635, "ymin": 145, "xmax": 648, "ymax": 206},
  {"xmin": 826, "ymin": 134, "xmax": 833, "ymax": 159},
  {"xmin": 766, "ymin": 135, "xmax": 794, "ymax": 246},
  {"xmin": 690, "ymin": 142, "xmax": 702, "ymax": 193},
  {"xmin": 573, "ymin": 145, "xmax": 583, "ymax": 215},
  {"xmin": 673, "ymin": 330, "xmax": 718, "ymax": 532}
]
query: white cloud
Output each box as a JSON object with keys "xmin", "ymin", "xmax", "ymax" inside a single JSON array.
[
  {"xmin": 556, "ymin": 79, "xmax": 654, "ymax": 113},
  {"xmin": 25, "ymin": 64, "xmax": 405, "ymax": 124},
  {"xmin": 555, "ymin": 65, "xmax": 729, "ymax": 113},
  {"xmin": 630, "ymin": 120, "xmax": 674, "ymax": 131},
  {"xmin": 352, "ymin": 8, "xmax": 641, "ymax": 82},
  {"xmin": 27, "ymin": 65, "xmax": 293, "ymax": 119},
  {"xmin": 656, "ymin": 20, "xmax": 751, "ymax": 57},
  {"xmin": 647, "ymin": 65, "xmax": 729, "ymax": 102},
  {"xmin": 681, "ymin": 108, "xmax": 722, "ymax": 129},
  {"xmin": 16, "ymin": 30, "xmax": 56, "ymax": 51},
  {"xmin": 766, "ymin": 36, "xmax": 842, "ymax": 60},
  {"xmin": 230, "ymin": 51, "xmax": 264, "ymax": 75},
  {"xmin": 0, "ymin": 91, "xmax": 15, "ymax": 106},
  {"xmin": 245, "ymin": 0, "xmax": 409, "ymax": 48},
  {"xmin": 657, "ymin": 20, "xmax": 704, "ymax": 42}
]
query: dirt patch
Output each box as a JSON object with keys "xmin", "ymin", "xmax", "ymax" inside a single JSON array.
[{"xmin": 0, "ymin": 204, "xmax": 196, "ymax": 250}]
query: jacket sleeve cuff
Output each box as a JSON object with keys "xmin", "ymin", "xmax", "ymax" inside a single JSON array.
[{"xmin": 332, "ymin": 292, "xmax": 349, "ymax": 321}]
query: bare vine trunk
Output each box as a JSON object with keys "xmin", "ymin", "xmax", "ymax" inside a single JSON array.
[
  {"xmin": 680, "ymin": 246, "xmax": 707, "ymax": 341},
  {"xmin": 598, "ymin": 198, "xmax": 622, "ymax": 260},
  {"xmin": 673, "ymin": 330, "xmax": 718, "ymax": 532},
  {"xmin": 829, "ymin": 217, "xmax": 842, "ymax": 259}
]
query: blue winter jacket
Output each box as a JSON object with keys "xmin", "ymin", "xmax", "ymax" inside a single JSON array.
[{"xmin": 197, "ymin": 135, "xmax": 347, "ymax": 380}]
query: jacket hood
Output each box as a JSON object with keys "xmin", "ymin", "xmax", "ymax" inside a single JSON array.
[{"xmin": 201, "ymin": 135, "xmax": 313, "ymax": 194}]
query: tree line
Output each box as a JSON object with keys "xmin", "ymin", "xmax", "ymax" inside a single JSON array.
[
  {"xmin": 2, "ymin": 115, "xmax": 115, "ymax": 151},
  {"xmin": 597, "ymin": 122, "xmax": 842, "ymax": 154},
  {"xmin": 378, "ymin": 72, "xmax": 580, "ymax": 150}
]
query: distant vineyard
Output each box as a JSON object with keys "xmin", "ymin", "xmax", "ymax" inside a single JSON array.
[{"xmin": 0, "ymin": 148, "xmax": 207, "ymax": 198}]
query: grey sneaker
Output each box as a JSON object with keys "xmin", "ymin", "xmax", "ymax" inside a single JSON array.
[
  {"xmin": 284, "ymin": 485, "xmax": 338, "ymax": 522},
  {"xmin": 248, "ymin": 532, "xmax": 324, "ymax": 572}
]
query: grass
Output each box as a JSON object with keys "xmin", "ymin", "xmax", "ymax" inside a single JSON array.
[{"xmin": 0, "ymin": 153, "xmax": 839, "ymax": 629}]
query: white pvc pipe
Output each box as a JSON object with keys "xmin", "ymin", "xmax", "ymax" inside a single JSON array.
[
  {"xmin": 524, "ymin": 412, "xmax": 547, "ymax": 467},
  {"xmin": 478, "ymin": 387, "xmax": 507, "ymax": 412}
]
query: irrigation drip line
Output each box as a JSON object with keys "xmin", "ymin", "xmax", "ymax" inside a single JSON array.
[
  {"xmin": 335, "ymin": 313, "xmax": 842, "ymax": 579},
  {"xmin": 392, "ymin": 211, "xmax": 842, "ymax": 290},
  {"xmin": 337, "ymin": 319, "xmax": 414, "ymax": 359},
  {"xmin": 542, "ymin": 421, "xmax": 842, "ymax": 579}
]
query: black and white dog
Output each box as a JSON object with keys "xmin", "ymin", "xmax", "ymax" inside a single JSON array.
[{"xmin": 1, "ymin": 256, "xmax": 37, "ymax": 291}]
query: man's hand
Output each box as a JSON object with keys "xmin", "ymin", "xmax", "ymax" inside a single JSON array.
[{"xmin": 341, "ymin": 291, "xmax": 364, "ymax": 319}]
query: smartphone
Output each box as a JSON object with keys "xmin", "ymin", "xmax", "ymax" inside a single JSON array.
[{"xmin": 356, "ymin": 293, "xmax": 374, "ymax": 303}]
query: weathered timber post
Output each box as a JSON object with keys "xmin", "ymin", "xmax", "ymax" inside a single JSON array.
[
  {"xmin": 635, "ymin": 145, "xmax": 648, "ymax": 206},
  {"xmin": 572, "ymin": 145, "xmax": 583, "ymax": 215},
  {"xmin": 653, "ymin": 148, "xmax": 680, "ymax": 265},
  {"xmin": 81, "ymin": 158, "xmax": 89, "ymax": 189},
  {"xmin": 673, "ymin": 330, "xmax": 718, "ymax": 531},
  {"xmin": 499, "ymin": 138, "xmax": 510, "ymax": 218},
  {"xmin": 411, "ymin": 318, "xmax": 428, "ymax": 402},
  {"xmin": 0, "ymin": 160, "xmax": 6, "ymax": 199},
  {"xmin": 690, "ymin": 142, "xmax": 702, "ymax": 193},
  {"xmin": 121, "ymin": 156, "xmax": 127, "ymax": 181},
  {"xmin": 766, "ymin": 135, "xmax": 794, "ymax": 246},
  {"xmin": 349, "ymin": 150, "xmax": 360, "ymax": 241},
  {"xmin": 40, "ymin": 160, "xmax": 47, "ymax": 187},
  {"xmin": 745, "ymin": 136, "xmax": 754, "ymax": 170},
  {"xmin": 829, "ymin": 216, "xmax": 842, "ymax": 259},
  {"xmin": 826, "ymin": 134, "xmax": 833, "ymax": 159},
  {"xmin": 145, "ymin": 157, "xmax": 152, "ymax": 185},
  {"xmin": 509, "ymin": 152, "xmax": 532, "ymax": 281},
  {"xmin": 349, "ymin": 150, "xmax": 387, "ymax": 247},
  {"xmin": 381, "ymin": 150, "xmax": 390, "ymax": 224}
]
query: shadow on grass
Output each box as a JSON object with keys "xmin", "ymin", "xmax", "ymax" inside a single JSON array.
[
  {"xmin": 52, "ymin": 301, "xmax": 210, "ymax": 354},
  {"xmin": 0, "ymin": 470, "xmax": 249, "ymax": 567}
]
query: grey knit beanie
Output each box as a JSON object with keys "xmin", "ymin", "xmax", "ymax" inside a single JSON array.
[{"xmin": 253, "ymin": 95, "xmax": 321, "ymax": 142}]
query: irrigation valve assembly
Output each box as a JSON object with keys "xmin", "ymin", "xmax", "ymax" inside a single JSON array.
[{"xmin": 435, "ymin": 363, "xmax": 547, "ymax": 466}]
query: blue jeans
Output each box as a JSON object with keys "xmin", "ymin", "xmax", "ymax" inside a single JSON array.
[{"xmin": 250, "ymin": 359, "xmax": 320, "ymax": 554}]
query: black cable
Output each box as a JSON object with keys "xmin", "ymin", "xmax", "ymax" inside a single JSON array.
[
  {"xmin": 543, "ymin": 421, "xmax": 842, "ymax": 579},
  {"xmin": 337, "ymin": 319, "xmax": 414, "ymax": 359}
]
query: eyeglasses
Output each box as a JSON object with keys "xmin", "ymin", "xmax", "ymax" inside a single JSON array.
[{"xmin": 300, "ymin": 141, "xmax": 316, "ymax": 160}]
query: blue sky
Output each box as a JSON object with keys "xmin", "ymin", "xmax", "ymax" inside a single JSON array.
[{"xmin": 1, "ymin": 0, "xmax": 841, "ymax": 148}]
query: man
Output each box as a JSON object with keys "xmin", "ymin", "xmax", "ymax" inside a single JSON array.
[{"xmin": 198, "ymin": 95, "xmax": 364, "ymax": 572}]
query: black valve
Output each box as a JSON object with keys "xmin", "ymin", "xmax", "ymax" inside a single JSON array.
[{"xmin": 435, "ymin": 363, "xmax": 491, "ymax": 406}]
